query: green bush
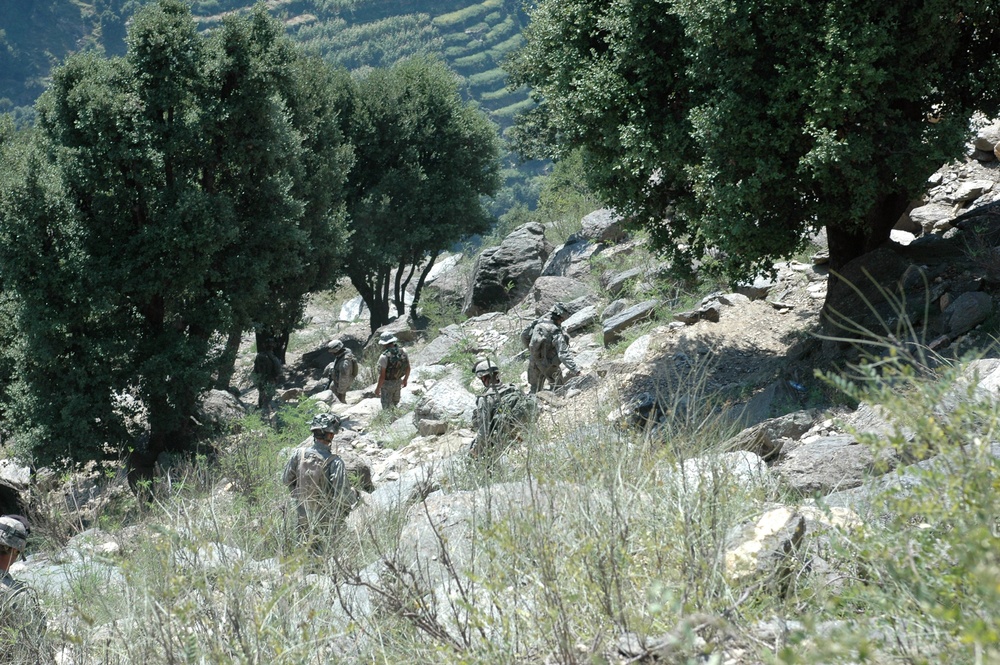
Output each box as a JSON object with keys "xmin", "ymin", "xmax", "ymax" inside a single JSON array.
[{"xmin": 806, "ymin": 352, "xmax": 1000, "ymax": 662}]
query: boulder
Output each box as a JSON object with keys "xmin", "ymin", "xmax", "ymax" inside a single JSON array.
[
  {"xmin": 602, "ymin": 300, "xmax": 659, "ymax": 346},
  {"xmin": 423, "ymin": 255, "xmax": 472, "ymax": 308},
  {"xmin": 908, "ymin": 203, "xmax": 957, "ymax": 234},
  {"xmin": 408, "ymin": 326, "xmax": 465, "ymax": 366},
  {"xmin": 529, "ymin": 276, "xmax": 595, "ymax": 317},
  {"xmin": 541, "ymin": 238, "xmax": 604, "ymax": 279},
  {"xmin": 604, "ymin": 267, "xmax": 643, "ymax": 297},
  {"xmin": 359, "ymin": 461, "xmax": 454, "ymax": 514},
  {"xmin": 463, "ymin": 222, "xmax": 553, "ymax": 316},
  {"xmin": 949, "ymin": 180, "xmax": 994, "ymax": 204},
  {"xmin": 579, "ymin": 208, "xmax": 626, "ymax": 243},
  {"xmin": 337, "ymin": 449, "xmax": 374, "ymax": 493},
  {"xmin": 942, "ymin": 291, "xmax": 992, "ymax": 335},
  {"xmin": 735, "ymin": 275, "xmax": 777, "ymax": 300},
  {"xmin": 416, "ymin": 419, "xmax": 449, "ymax": 436},
  {"xmin": 773, "ymin": 435, "xmax": 879, "ymax": 495},
  {"xmin": 412, "ymin": 377, "xmax": 477, "ymax": 426},
  {"xmin": 339, "ymin": 296, "xmax": 369, "ymax": 323},
  {"xmin": 723, "ymin": 410, "xmax": 818, "ymax": 460},
  {"xmin": 562, "ymin": 305, "xmax": 598, "ymax": 335},
  {"xmin": 724, "ymin": 505, "xmax": 861, "ymax": 593},
  {"xmin": 622, "ymin": 334, "xmax": 652, "ymax": 363},
  {"xmin": 0, "ymin": 459, "xmax": 29, "ymax": 515},
  {"xmin": 974, "ymin": 121, "xmax": 1000, "ymax": 152},
  {"xmin": 195, "ymin": 390, "xmax": 245, "ymax": 431},
  {"xmin": 601, "ymin": 299, "xmax": 630, "ymax": 321}
]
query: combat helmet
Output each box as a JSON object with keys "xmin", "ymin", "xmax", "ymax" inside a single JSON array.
[
  {"xmin": 327, "ymin": 339, "xmax": 345, "ymax": 354},
  {"xmin": 0, "ymin": 515, "xmax": 28, "ymax": 552},
  {"xmin": 473, "ymin": 356, "xmax": 500, "ymax": 378},
  {"xmin": 309, "ymin": 412, "xmax": 342, "ymax": 434}
]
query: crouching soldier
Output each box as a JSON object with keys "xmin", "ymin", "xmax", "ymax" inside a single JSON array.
[
  {"xmin": 283, "ymin": 413, "xmax": 358, "ymax": 552},
  {"xmin": 469, "ymin": 357, "xmax": 536, "ymax": 460}
]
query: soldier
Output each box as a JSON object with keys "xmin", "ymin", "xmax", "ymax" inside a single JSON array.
[
  {"xmin": 374, "ymin": 333, "xmax": 410, "ymax": 411},
  {"xmin": 0, "ymin": 515, "xmax": 49, "ymax": 663},
  {"xmin": 323, "ymin": 339, "xmax": 359, "ymax": 403},
  {"xmin": 282, "ymin": 413, "xmax": 357, "ymax": 551},
  {"xmin": 520, "ymin": 302, "xmax": 580, "ymax": 393},
  {"xmin": 469, "ymin": 357, "xmax": 536, "ymax": 459}
]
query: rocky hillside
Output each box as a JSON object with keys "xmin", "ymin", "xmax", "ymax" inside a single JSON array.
[{"xmin": 5, "ymin": 123, "xmax": 1000, "ymax": 663}]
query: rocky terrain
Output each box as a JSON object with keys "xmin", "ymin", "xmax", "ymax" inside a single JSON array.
[{"xmin": 5, "ymin": 122, "xmax": 1000, "ymax": 662}]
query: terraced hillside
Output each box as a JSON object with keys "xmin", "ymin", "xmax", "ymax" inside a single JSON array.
[
  {"xmin": 1, "ymin": 0, "xmax": 540, "ymax": 212},
  {"xmin": 1, "ymin": 0, "xmax": 532, "ymax": 135}
]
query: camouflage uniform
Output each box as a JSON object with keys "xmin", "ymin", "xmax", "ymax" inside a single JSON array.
[
  {"xmin": 282, "ymin": 415, "xmax": 356, "ymax": 550},
  {"xmin": 323, "ymin": 343, "xmax": 358, "ymax": 403},
  {"xmin": 522, "ymin": 318, "xmax": 578, "ymax": 393},
  {"xmin": 470, "ymin": 383, "xmax": 536, "ymax": 458},
  {"xmin": 377, "ymin": 337, "xmax": 409, "ymax": 410},
  {"xmin": 0, "ymin": 516, "xmax": 49, "ymax": 663}
]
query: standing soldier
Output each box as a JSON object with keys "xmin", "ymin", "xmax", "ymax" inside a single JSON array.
[
  {"xmin": 282, "ymin": 414, "xmax": 357, "ymax": 552},
  {"xmin": 0, "ymin": 515, "xmax": 49, "ymax": 663},
  {"xmin": 374, "ymin": 333, "xmax": 410, "ymax": 411},
  {"xmin": 520, "ymin": 302, "xmax": 580, "ymax": 393},
  {"xmin": 469, "ymin": 357, "xmax": 536, "ymax": 459},
  {"xmin": 323, "ymin": 339, "xmax": 359, "ymax": 403}
]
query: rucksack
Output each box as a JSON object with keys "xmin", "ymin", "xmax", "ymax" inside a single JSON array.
[
  {"xmin": 529, "ymin": 323, "xmax": 554, "ymax": 364},
  {"xmin": 383, "ymin": 346, "xmax": 406, "ymax": 380},
  {"xmin": 346, "ymin": 350, "xmax": 359, "ymax": 379},
  {"xmin": 297, "ymin": 447, "xmax": 347, "ymax": 501}
]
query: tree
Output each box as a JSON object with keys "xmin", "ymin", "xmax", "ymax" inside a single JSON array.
[
  {"xmin": 507, "ymin": 0, "xmax": 1000, "ymax": 284},
  {"xmin": 0, "ymin": 1, "xmax": 350, "ymax": 467},
  {"xmin": 343, "ymin": 57, "xmax": 502, "ymax": 332}
]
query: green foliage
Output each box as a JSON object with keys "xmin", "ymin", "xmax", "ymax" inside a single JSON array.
[
  {"xmin": 490, "ymin": 97, "xmax": 532, "ymax": 118},
  {"xmin": 507, "ymin": 0, "xmax": 1000, "ymax": 283},
  {"xmin": 296, "ymin": 14, "xmax": 443, "ymax": 71},
  {"xmin": 466, "ymin": 67, "xmax": 505, "ymax": 89},
  {"xmin": 453, "ymin": 50, "xmax": 488, "ymax": 69},
  {"xmin": 343, "ymin": 56, "xmax": 502, "ymax": 331},
  {"xmin": 0, "ymin": 2, "xmax": 351, "ymax": 466},
  {"xmin": 432, "ymin": 0, "xmax": 501, "ymax": 29},
  {"xmin": 806, "ymin": 351, "xmax": 1000, "ymax": 661}
]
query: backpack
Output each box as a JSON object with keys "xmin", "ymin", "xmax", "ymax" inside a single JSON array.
[
  {"xmin": 529, "ymin": 323, "xmax": 554, "ymax": 364},
  {"xmin": 346, "ymin": 350, "xmax": 359, "ymax": 379},
  {"xmin": 297, "ymin": 447, "xmax": 347, "ymax": 501},
  {"xmin": 472, "ymin": 385, "xmax": 536, "ymax": 454},
  {"xmin": 383, "ymin": 346, "xmax": 406, "ymax": 380}
]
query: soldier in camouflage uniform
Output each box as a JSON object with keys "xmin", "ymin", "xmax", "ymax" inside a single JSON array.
[
  {"xmin": 282, "ymin": 414, "xmax": 357, "ymax": 551},
  {"xmin": 0, "ymin": 515, "xmax": 50, "ymax": 663},
  {"xmin": 469, "ymin": 357, "xmax": 536, "ymax": 460},
  {"xmin": 375, "ymin": 333, "xmax": 410, "ymax": 411},
  {"xmin": 323, "ymin": 339, "xmax": 359, "ymax": 403},
  {"xmin": 520, "ymin": 302, "xmax": 580, "ymax": 393}
]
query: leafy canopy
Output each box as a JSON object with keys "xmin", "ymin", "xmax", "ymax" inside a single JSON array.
[
  {"xmin": 343, "ymin": 56, "xmax": 502, "ymax": 331},
  {"xmin": 0, "ymin": 1, "xmax": 351, "ymax": 466},
  {"xmin": 507, "ymin": 0, "xmax": 1000, "ymax": 279}
]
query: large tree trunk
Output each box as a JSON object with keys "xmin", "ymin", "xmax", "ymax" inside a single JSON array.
[
  {"xmin": 826, "ymin": 191, "xmax": 909, "ymax": 271},
  {"xmin": 409, "ymin": 249, "xmax": 440, "ymax": 326},
  {"xmin": 822, "ymin": 190, "xmax": 911, "ymax": 335},
  {"xmin": 214, "ymin": 327, "xmax": 243, "ymax": 390},
  {"xmin": 349, "ymin": 269, "xmax": 393, "ymax": 332}
]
